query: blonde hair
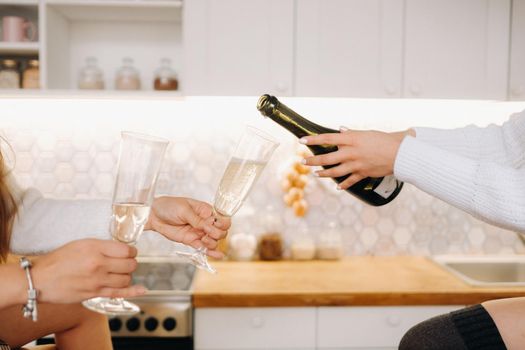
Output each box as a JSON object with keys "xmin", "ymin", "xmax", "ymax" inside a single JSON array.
[{"xmin": 0, "ymin": 142, "xmax": 17, "ymax": 263}]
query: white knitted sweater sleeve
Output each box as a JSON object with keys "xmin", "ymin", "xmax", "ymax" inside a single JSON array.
[
  {"xmin": 394, "ymin": 113, "xmax": 525, "ymax": 233},
  {"xmin": 412, "ymin": 111, "xmax": 525, "ymax": 168},
  {"xmin": 9, "ymin": 175, "xmax": 111, "ymax": 255}
]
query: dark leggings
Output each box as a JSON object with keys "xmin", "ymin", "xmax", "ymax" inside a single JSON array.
[{"xmin": 399, "ymin": 304, "xmax": 507, "ymax": 350}]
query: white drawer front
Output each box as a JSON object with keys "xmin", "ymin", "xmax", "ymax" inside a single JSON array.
[
  {"xmin": 317, "ymin": 306, "xmax": 462, "ymax": 348},
  {"xmin": 195, "ymin": 307, "xmax": 316, "ymax": 349}
]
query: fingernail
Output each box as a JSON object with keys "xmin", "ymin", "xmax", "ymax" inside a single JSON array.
[
  {"xmin": 340, "ymin": 126, "xmax": 349, "ymax": 132},
  {"xmin": 299, "ymin": 137, "xmax": 308, "ymax": 144},
  {"xmin": 136, "ymin": 286, "xmax": 148, "ymax": 294},
  {"xmin": 314, "ymin": 171, "xmax": 320, "ymax": 177},
  {"xmin": 336, "ymin": 185, "xmax": 342, "ymax": 190},
  {"xmin": 301, "ymin": 158, "xmax": 307, "ymax": 165}
]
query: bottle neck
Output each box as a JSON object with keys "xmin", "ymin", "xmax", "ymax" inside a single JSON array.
[{"xmin": 257, "ymin": 95, "xmax": 337, "ymax": 139}]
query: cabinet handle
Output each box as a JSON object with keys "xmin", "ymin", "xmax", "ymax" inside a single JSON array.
[
  {"xmin": 386, "ymin": 315, "xmax": 402, "ymax": 327},
  {"xmin": 409, "ymin": 84, "xmax": 421, "ymax": 96},
  {"xmin": 275, "ymin": 82, "xmax": 287, "ymax": 93},
  {"xmin": 385, "ymin": 85, "xmax": 397, "ymax": 96},
  {"xmin": 251, "ymin": 316, "xmax": 264, "ymax": 328},
  {"xmin": 511, "ymin": 86, "xmax": 523, "ymax": 97}
]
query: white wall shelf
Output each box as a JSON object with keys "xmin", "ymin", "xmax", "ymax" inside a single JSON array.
[
  {"xmin": 44, "ymin": 0, "xmax": 183, "ymax": 7},
  {"xmin": 43, "ymin": 0, "xmax": 183, "ymax": 91},
  {"xmin": 0, "ymin": 0, "xmax": 38, "ymax": 5},
  {"xmin": 0, "ymin": 42, "xmax": 39, "ymax": 55},
  {"xmin": 45, "ymin": 1, "xmax": 182, "ymax": 22}
]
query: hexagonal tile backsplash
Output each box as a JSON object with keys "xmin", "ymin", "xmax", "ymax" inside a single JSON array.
[{"xmin": 1, "ymin": 97, "xmax": 521, "ymax": 257}]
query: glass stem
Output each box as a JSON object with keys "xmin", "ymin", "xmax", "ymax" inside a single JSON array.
[{"xmin": 109, "ymin": 298, "xmax": 127, "ymax": 308}]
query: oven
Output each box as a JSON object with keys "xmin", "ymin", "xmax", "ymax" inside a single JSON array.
[{"xmin": 38, "ymin": 257, "xmax": 195, "ymax": 350}]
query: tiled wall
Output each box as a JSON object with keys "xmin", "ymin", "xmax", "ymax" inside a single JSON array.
[{"xmin": 2, "ymin": 95, "xmax": 523, "ymax": 256}]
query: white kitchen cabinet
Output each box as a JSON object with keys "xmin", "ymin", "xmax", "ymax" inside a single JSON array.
[
  {"xmin": 317, "ymin": 306, "xmax": 462, "ymax": 349},
  {"xmin": 294, "ymin": 0, "xmax": 403, "ymax": 98},
  {"xmin": 403, "ymin": 0, "xmax": 510, "ymax": 100},
  {"xmin": 195, "ymin": 305, "xmax": 462, "ymax": 350},
  {"xmin": 194, "ymin": 307, "xmax": 316, "ymax": 350},
  {"xmin": 2, "ymin": 0, "xmax": 521, "ymax": 100},
  {"xmin": 183, "ymin": 0, "xmax": 294, "ymax": 96},
  {"xmin": 509, "ymin": 0, "xmax": 525, "ymax": 100}
]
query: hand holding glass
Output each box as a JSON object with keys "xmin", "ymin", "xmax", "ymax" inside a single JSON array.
[
  {"xmin": 186, "ymin": 126, "xmax": 279, "ymax": 273},
  {"xmin": 83, "ymin": 131, "xmax": 168, "ymax": 315}
]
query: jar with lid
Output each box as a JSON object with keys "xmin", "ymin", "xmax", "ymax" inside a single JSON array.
[
  {"xmin": 78, "ymin": 57, "xmax": 104, "ymax": 90},
  {"xmin": 22, "ymin": 59, "xmax": 39, "ymax": 89},
  {"xmin": 229, "ymin": 232, "xmax": 258, "ymax": 261},
  {"xmin": 115, "ymin": 57, "xmax": 141, "ymax": 90},
  {"xmin": 0, "ymin": 59, "xmax": 20, "ymax": 89},
  {"xmin": 290, "ymin": 228, "xmax": 316, "ymax": 261},
  {"xmin": 154, "ymin": 58, "xmax": 178, "ymax": 91},
  {"xmin": 316, "ymin": 222, "xmax": 344, "ymax": 260},
  {"xmin": 259, "ymin": 233, "xmax": 283, "ymax": 261}
]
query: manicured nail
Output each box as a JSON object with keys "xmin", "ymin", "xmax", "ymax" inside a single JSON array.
[
  {"xmin": 299, "ymin": 137, "xmax": 308, "ymax": 144},
  {"xmin": 301, "ymin": 159, "xmax": 307, "ymax": 165},
  {"xmin": 340, "ymin": 126, "xmax": 349, "ymax": 132},
  {"xmin": 136, "ymin": 285, "xmax": 148, "ymax": 294}
]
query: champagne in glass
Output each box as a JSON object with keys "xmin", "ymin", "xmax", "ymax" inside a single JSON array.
[
  {"xmin": 83, "ymin": 131, "xmax": 168, "ymax": 316},
  {"xmin": 214, "ymin": 158, "xmax": 267, "ymax": 217},
  {"xmin": 188, "ymin": 126, "xmax": 279, "ymax": 273},
  {"xmin": 111, "ymin": 202, "xmax": 151, "ymax": 244}
]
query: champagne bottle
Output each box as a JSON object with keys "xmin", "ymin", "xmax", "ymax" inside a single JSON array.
[{"xmin": 257, "ymin": 94, "xmax": 403, "ymax": 206}]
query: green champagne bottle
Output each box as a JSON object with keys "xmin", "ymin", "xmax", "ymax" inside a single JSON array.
[{"xmin": 257, "ymin": 94, "xmax": 403, "ymax": 206}]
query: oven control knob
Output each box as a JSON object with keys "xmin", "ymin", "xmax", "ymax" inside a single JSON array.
[
  {"xmin": 145, "ymin": 317, "xmax": 159, "ymax": 332},
  {"xmin": 126, "ymin": 317, "xmax": 141, "ymax": 332},
  {"xmin": 108, "ymin": 318, "xmax": 122, "ymax": 332},
  {"xmin": 163, "ymin": 317, "xmax": 177, "ymax": 331}
]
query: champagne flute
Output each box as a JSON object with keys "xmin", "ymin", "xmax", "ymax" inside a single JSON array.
[
  {"xmin": 184, "ymin": 126, "xmax": 279, "ymax": 273},
  {"xmin": 83, "ymin": 131, "xmax": 169, "ymax": 315}
]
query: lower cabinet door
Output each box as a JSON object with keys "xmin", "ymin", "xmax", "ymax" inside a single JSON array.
[
  {"xmin": 317, "ymin": 306, "xmax": 463, "ymax": 349},
  {"xmin": 195, "ymin": 307, "xmax": 316, "ymax": 350}
]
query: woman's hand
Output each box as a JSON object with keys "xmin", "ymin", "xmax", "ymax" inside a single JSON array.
[
  {"xmin": 300, "ymin": 128, "xmax": 414, "ymax": 190},
  {"xmin": 32, "ymin": 239, "xmax": 143, "ymax": 303},
  {"xmin": 145, "ymin": 197, "xmax": 231, "ymax": 259}
]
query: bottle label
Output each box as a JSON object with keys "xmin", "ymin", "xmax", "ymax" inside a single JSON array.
[{"xmin": 373, "ymin": 175, "xmax": 398, "ymax": 199}]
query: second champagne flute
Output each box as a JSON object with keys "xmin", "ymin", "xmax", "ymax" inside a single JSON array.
[{"xmin": 186, "ymin": 126, "xmax": 279, "ymax": 273}]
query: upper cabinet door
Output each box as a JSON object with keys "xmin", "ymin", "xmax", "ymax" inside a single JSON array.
[
  {"xmin": 295, "ymin": 0, "xmax": 404, "ymax": 98},
  {"xmin": 509, "ymin": 0, "xmax": 525, "ymax": 100},
  {"xmin": 183, "ymin": 0, "xmax": 294, "ymax": 96},
  {"xmin": 404, "ymin": 0, "xmax": 510, "ymax": 100}
]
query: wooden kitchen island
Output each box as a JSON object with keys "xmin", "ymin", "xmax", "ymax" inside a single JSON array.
[
  {"xmin": 192, "ymin": 256, "xmax": 525, "ymax": 307},
  {"xmin": 192, "ymin": 257, "xmax": 525, "ymax": 350}
]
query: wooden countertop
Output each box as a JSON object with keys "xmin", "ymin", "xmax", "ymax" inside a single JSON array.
[{"xmin": 192, "ymin": 257, "xmax": 525, "ymax": 307}]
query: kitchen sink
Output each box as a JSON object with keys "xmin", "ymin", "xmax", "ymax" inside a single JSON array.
[{"xmin": 432, "ymin": 255, "xmax": 525, "ymax": 287}]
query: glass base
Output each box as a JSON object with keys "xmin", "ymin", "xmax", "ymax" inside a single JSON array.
[
  {"xmin": 82, "ymin": 297, "xmax": 140, "ymax": 316},
  {"xmin": 175, "ymin": 248, "xmax": 217, "ymax": 274}
]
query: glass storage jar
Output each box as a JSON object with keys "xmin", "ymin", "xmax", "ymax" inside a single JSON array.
[
  {"xmin": 22, "ymin": 59, "xmax": 39, "ymax": 89},
  {"xmin": 154, "ymin": 58, "xmax": 178, "ymax": 91},
  {"xmin": 259, "ymin": 233, "xmax": 283, "ymax": 261},
  {"xmin": 0, "ymin": 59, "xmax": 20, "ymax": 89},
  {"xmin": 291, "ymin": 229, "xmax": 316, "ymax": 261},
  {"xmin": 78, "ymin": 57, "xmax": 104, "ymax": 90},
  {"xmin": 115, "ymin": 57, "xmax": 141, "ymax": 90},
  {"xmin": 317, "ymin": 222, "xmax": 344, "ymax": 260}
]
